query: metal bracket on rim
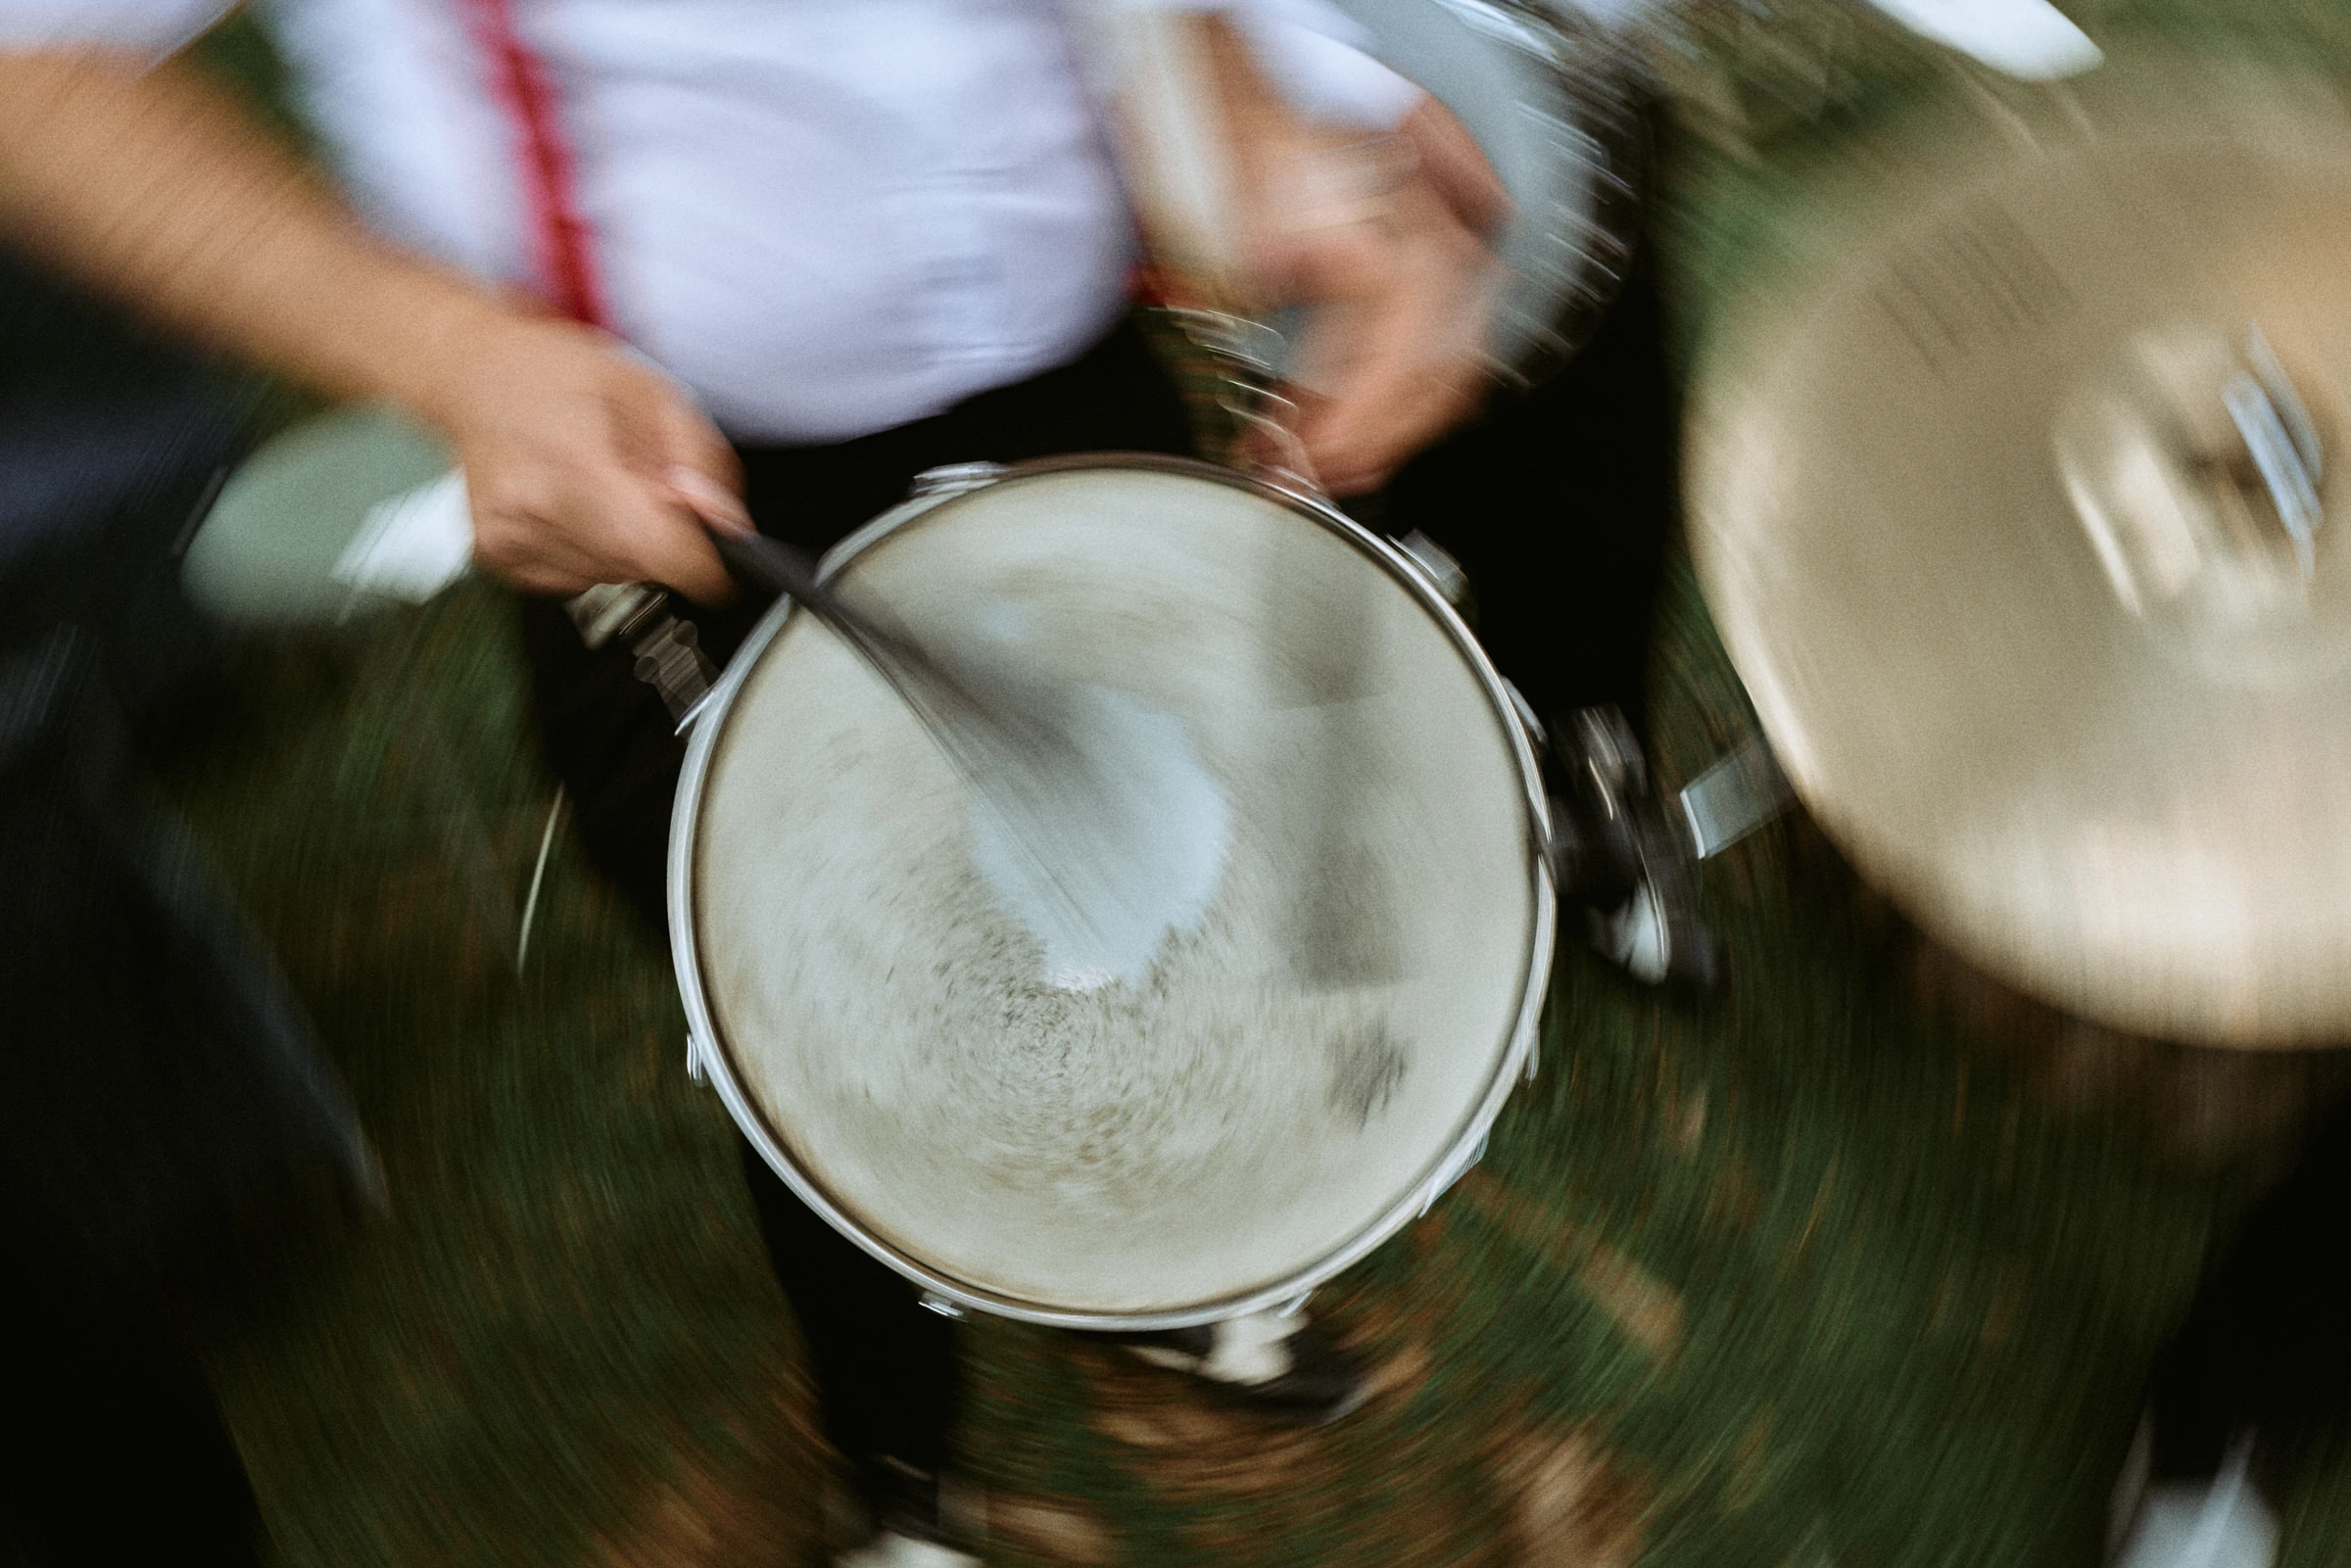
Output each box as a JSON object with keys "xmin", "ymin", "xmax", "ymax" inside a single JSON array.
[
  {"xmin": 1390, "ymin": 529, "xmax": 1470, "ymax": 610},
  {"xmin": 1499, "ymin": 677, "xmax": 1546, "ymax": 751},
  {"xmin": 2225, "ymin": 323, "xmax": 2326, "ymax": 577},
  {"xmin": 567, "ymin": 582, "xmax": 717, "ymax": 727},
  {"xmin": 1161, "ymin": 306, "xmax": 1288, "ymax": 382},
  {"xmin": 1676, "ymin": 735, "xmax": 1795, "ymax": 860},
  {"xmin": 910, "ymin": 461, "xmax": 1008, "ymax": 499},
  {"xmin": 1417, "ymin": 1130, "xmax": 1490, "ymax": 1217}
]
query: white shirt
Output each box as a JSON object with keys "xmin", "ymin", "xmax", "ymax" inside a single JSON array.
[{"xmin": 2, "ymin": 0, "xmax": 1417, "ymax": 444}]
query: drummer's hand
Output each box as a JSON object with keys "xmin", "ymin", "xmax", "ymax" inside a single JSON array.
[
  {"xmin": 415, "ymin": 312, "xmax": 747, "ymax": 603},
  {"xmin": 1244, "ymin": 98, "xmax": 1511, "ymax": 495}
]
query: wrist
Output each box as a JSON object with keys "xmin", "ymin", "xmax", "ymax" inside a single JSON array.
[{"xmin": 331, "ymin": 262, "xmax": 551, "ymax": 436}]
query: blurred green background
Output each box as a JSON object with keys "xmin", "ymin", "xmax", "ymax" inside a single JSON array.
[{"xmin": 17, "ymin": 2, "xmax": 2351, "ymax": 1564}]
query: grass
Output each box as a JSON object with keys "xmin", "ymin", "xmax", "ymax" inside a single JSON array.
[{"xmin": 154, "ymin": 563, "xmax": 2324, "ymax": 1568}]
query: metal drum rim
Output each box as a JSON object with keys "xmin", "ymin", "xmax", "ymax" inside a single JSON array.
[{"xmin": 666, "ymin": 452, "xmax": 1557, "ymax": 1329}]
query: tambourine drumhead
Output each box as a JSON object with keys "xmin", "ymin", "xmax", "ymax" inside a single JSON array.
[
  {"xmin": 1328, "ymin": 0, "xmax": 1640, "ymax": 378},
  {"xmin": 673, "ymin": 459, "xmax": 1551, "ymax": 1326}
]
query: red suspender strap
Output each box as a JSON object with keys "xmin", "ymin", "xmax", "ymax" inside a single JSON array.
[{"xmin": 457, "ymin": 0, "xmax": 609, "ymax": 328}]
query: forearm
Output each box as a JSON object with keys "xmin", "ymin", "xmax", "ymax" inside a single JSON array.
[{"xmin": 0, "ymin": 48, "xmax": 525, "ymax": 423}]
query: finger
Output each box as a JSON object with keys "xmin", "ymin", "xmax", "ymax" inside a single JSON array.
[
  {"xmin": 606, "ymin": 361, "xmax": 744, "ymax": 515},
  {"xmin": 1293, "ymin": 312, "xmax": 1468, "ymax": 491},
  {"xmin": 500, "ymin": 559, "xmax": 603, "ymax": 597},
  {"xmin": 1310, "ymin": 377, "xmax": 1478, "ymax": 494},
  {"xmin": 622, "ymin": 497, "xmax": 737, "ymax": 605},
  {"xmin": 564, "ymin": 463, "xmax": 737, "ymax": 604},
  {"xmin": 651, "ymin": 392, "xmax": 745, "ymax": 509},
  {"xmin": 666, "ymin": 463, "xmax": 754, "ymax": 535},
  {"xmin": 587, "ymin": 388, "xmax": 741, "ymax": 601},
  {"xmin": 1303, "ymin": 367, "xmax": 1475, "ymax": 494},
  {"xmin": 1298, "ymin": 267, "xmax": 1497, "ymax": 487},
  {"xmin": 1400, "ymin": 99, "xmax": 1511, "ymax": 239},
  {"xmin": 1268, "ymin": 203, "xmax": 1495, "ymax": 487},
  {"xmin": 476, "ymin": 487, "xmax": 730, "ymax": 604},
  {"xmin": 467, "ymin": 504, "xmax": 618, "ymax": 596},
  {"xmin": 468, "ymin": 496, "xmax": 615, "ymax": 592}
]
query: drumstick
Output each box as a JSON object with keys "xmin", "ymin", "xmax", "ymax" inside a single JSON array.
[
  {"xmin": 702, "ymin": 524, "xmax": 1115, "ymax": 817},
  {"xmin": 703, "ymin": 527, "xmax": 993, "ymax": 717},
  {"xmin": 704, "ymin": 523, "xmax": 1218, "ymax": 990},
  {"xmin": 703, "ymin": 526, "xmax": 1045, "ymax": 760},
  {"xmin": 701, "ymin": 527, "xmax": 1037, "ymax": 729},
  {"xmin": 705, "ymin": 527, "xmax": 868, "ymax": 641}
]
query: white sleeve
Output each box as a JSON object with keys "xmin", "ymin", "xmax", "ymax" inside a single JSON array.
[
  {"xmin": 1089, "ymin": 0, "xmax": 1425, "ymax": 131},
  {"xmin": 1221, "ymin": 0, "xmax": 1424, "ymax": 130},
  {"xmin": 0, "ymin": 0, "xmax": 237, "ymax": 57}
]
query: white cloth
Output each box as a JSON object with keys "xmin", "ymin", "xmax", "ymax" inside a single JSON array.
[
  {"xmin": 1856, "ymin": 0, "xmax": 2101, "ymax": 80},
  {"xmin": 2, "ymin": 0, "xmax": 1417, "ymax": 444},
  {"xmin": 1174, "ymin": 0, "xmax": 1421, "ymax": 127},
  {"xmin": 2113, "ymin": 1441, "xmax": 2279, "ymax": 1568},
  {"xmin": 0, "ymin": 0, "xmax": 228, "ymax": 56}
]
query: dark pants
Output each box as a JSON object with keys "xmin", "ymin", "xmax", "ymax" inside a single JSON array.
[
  {"xmin": 1376, "ymin": 245, "xmax": 1679, "ymax": 738},
  {"xmin": 0, "ymin": 348, "xmax": 363, "ymax": 1567},
  {"xmin": 2150, "ymin": 1091, "xmax": 2351, "ymax": 1479},
  {"xmin": 0, "ymin": 1262, "xmax": 262, "ymax": 1567}
]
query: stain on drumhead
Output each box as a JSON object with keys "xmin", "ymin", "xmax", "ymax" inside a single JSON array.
[{"xmin": 1327, "ymin": 1024, "xmax": 1410, "ymax": 1128}]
